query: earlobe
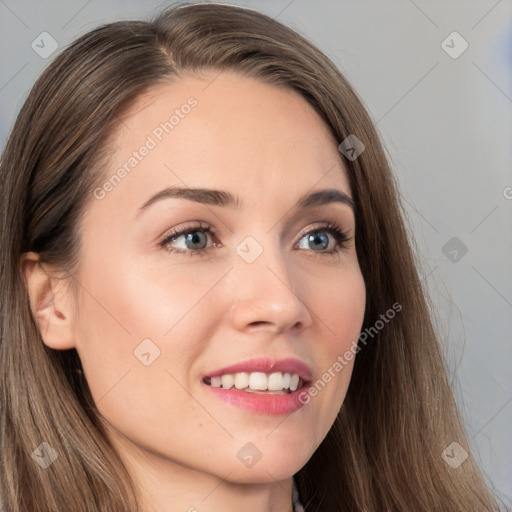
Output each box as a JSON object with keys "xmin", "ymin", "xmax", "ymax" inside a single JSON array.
[{"xmin": 20, "ymin": 252, "xmax": 77, "ymax": 350}]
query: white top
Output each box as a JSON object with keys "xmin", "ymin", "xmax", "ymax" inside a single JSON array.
[{"xmin": 292, "ymin": 478, "xmax": 305, "ymax": 512}]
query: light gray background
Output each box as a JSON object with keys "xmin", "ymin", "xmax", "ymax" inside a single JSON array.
[{"xmin": 1, "ymin": 0, "xmax": 510, "ymax": 507}]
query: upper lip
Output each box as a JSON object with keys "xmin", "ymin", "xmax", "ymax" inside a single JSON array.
[{"xmin": 204, "ymin": 357, "xmax": 313, "ymax": 383}]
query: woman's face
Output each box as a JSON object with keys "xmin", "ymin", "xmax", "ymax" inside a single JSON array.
[{"xmin": 70, "ymin": 71, "xmax": 366, "ymax": 483}]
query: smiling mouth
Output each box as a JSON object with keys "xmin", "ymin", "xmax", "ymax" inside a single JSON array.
[{"xmin": 203, "ymin": 371, "xmax": 305, "ymax": 394}]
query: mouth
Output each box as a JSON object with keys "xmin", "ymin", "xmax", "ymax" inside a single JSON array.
[
  {"xmin": 203, "ymin": 371, "xmax": 305, "ymax": 394},
  {"xmin": 201, "ymin": 357, "xmax": 312, "ymax": 415}
]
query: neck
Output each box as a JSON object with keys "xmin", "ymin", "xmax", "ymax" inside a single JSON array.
[
  {"xmin": 117, "ymin": 440, "xmax": 296, "ymax": 512},
  {"xmin": 138, "ymin": 469, "xmax": 296, "ymax": 512}
]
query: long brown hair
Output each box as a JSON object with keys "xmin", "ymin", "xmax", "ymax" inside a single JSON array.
[{"xmin": 0, "ymin": 3, "xmax": 500, "ymax": 511}]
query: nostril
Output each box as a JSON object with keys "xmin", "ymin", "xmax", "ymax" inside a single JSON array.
[{"xmin": 248, "ymin": 321, "xmax": 270, "ymax": 327}]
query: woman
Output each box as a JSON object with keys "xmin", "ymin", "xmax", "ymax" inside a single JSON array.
[{"xmin": 0, "ymin": 3, "xmax": 500, "ymax": 511}]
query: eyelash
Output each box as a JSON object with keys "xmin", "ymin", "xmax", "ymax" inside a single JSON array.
[{"xmin": 159, "ymin": 220, "xmax": 352, "ymax": 257}]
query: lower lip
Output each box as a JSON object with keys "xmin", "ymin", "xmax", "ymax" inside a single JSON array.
[{"xmin": 202, "ymin": 383, "xmax": 308, "ymax": 415}]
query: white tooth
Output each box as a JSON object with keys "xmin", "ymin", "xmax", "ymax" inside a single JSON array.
[
  {"xmin": 214, "ymin": 371, "xmax": 300, "ymax": 392},
  {"xmin": 268, "ymin": 372, "xmax": 284, "ymax": 391},
  {"xmin": 221, "ymin": 374, "xmax": 234, "ymax": 389},
  {"xmin": 249, "ymin": 372, "xmax": 268, "ymax": 390},
  {"xmin": 211, "ymin": 376, "xmax": 222, "ymax": 388},
  {"xmin": 234, "ymin": 372, "xmax": 249, "ymax": 389}
]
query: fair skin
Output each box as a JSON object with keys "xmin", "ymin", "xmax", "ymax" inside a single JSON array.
[{"xmin": 22, "ymin": 71, "xmax": 366, "ymax": 512}]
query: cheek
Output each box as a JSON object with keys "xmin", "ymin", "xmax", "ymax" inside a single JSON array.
[
  {"xmin": 71, "ymin": 254, "xmax": 230, "ymax": 398},
  {"xmin": 298, "ymin": 265, "xmax": 365, "ymax": 436},
  {"xmin": 307, "ymin": 264, "xmax": 366, "ymax": 359},
  {"xmin": 71, "ymin": 261, "xmax": 221, "ymax": 448}
]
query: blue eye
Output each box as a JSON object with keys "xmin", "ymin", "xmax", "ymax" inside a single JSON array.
[
  {"xmin": 296, "ymin": 224, "xmax": 351, "ymax": 254},
  {"xmin": 160, "ymin": 222, "xmax": 215, "ymax": 256},
  {"xmin": 176, "ymin": 231, "xmax": 208, "ymax": 250}
]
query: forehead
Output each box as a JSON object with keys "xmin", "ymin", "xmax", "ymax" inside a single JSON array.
[{"xmin": 93, "ymin": 70, "xmax": 352, "ymax": 218}]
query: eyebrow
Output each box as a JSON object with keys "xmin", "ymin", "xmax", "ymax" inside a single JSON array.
[{"xmin": 136, "ymin": 186, "xmax": 355, "ymax": 218}]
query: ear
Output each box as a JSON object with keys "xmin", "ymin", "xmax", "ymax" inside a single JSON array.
[{"xmin": 20, "ymin": 252, "xmax": 77, "ymax": 350}]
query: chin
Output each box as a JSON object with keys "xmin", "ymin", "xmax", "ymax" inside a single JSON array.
[
  {"xmin": 214, "ymin": 451, "xmax": 309, "ymax": 484},
  {"xmin": 222, "ymin": 465, "xmax": 304, "ymax": 485}
]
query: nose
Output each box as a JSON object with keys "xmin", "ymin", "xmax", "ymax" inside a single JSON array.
[{"xmin": 227, "ymin": 245, "xmax": 313, "ymax": 335}]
